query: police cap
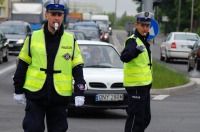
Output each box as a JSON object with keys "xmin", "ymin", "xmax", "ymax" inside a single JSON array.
[
  {"xmin": 43, "ymin": 0, "xmax": 68, "ymax": 14},
  {"xmin": 135, "ymin": 12, "xmax": 154, "ymax": 24}
]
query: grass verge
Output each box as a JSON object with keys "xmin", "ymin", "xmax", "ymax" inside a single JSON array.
[{"xmin": 152, "ymin": 60, "xmax": 189, "ymax": 89}]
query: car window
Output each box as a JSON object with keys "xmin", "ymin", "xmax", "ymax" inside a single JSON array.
[
  {"xmin": 0, "ymin": 25, "xmax": 26, "ymax": 35},
  {"xmin": 166, "ymin": 33, "xmax": 172, "ymax": 41},
  {"xmin": 174, "ymin": 34, "xmax": 198, "ymax": 41}
]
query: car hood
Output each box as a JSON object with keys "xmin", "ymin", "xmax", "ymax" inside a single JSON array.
[{"xmin": 83, "ymin": 68, "xmax": 124, "ymax": 90}]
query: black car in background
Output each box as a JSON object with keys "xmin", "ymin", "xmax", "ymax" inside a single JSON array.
[
  {"xmin": 188, "ymin": 39, "xmax": 200, "ymax": 71},
  {"xmin": 72, "ymin": 21, "xmax": 102, "ymax": 41},
  {"xmin": 66, "ymin": 30, "xmax": 87, "ymax": 40},
  {"xmin": 0, "ymin": 20, "xmax": 32, "ymax": 55},
  {"xmin": 0, "ymin": 31, "xmax": 9, "ymax": 64}
]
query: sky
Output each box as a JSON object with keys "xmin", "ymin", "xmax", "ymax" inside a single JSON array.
[{"xmin": 71, "ymin": 0, "xmax": 139, "ymax": 17}]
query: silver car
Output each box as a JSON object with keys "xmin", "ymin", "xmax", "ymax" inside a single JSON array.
[{"xmin": 160, "ymin": 32, "xmax": 199, "ymax": 62}]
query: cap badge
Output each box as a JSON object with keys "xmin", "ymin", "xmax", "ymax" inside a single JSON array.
[
  {"xmin": 144, "ymin": 12, "xmax": 149, "ymax": 19},
  {"xmin": 54, "ymin": 0, "xmax": 60, "ymax": 4}
]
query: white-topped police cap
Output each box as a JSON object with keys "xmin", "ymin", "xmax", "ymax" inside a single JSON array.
[
  {"xmin": 44, "ymin": 0, "xmax": 68, "ymax": 14},
  {"xmin": 135, "ymin": 12, "xmax": 154, "ymax": 24}
]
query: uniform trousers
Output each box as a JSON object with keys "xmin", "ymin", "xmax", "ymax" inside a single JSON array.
[
  {"xmin": 23, "ymin": 100, "xmax": 68, "ymax": 132},
  {"xmin": 124, "ymin": 86, "xmax": 151, "ymax": 132}
]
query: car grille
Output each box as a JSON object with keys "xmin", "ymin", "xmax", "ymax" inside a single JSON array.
[
  {"xmin": 89, "ymin": 82, "xmax": 106, "ymax": 88},
  {"xmin": 9, "ymin": 41, "xmax": 17, "ymax": 44},
  {"xmin": 89, "ymin": 82, "xmax": 124, "ymax": 89},
  {"xmin": 111, "ymin": 83, "xmax": 123, "ymax": 88}
]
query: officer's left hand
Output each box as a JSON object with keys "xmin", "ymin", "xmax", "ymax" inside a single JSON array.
[{"xmin": 75, "ymin": 96, "xmax": 85, "ymax": 107}]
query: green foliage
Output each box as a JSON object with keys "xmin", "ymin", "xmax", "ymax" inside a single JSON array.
[
  {"xmin": 196, "ymin": 27, "xmax": 200, "ymax": 36},
  {"xmin": 0, "ymin": 0, "xmax": 4, "ymax": 4},
  {"xmin": 105, "ymin": 12, "xmax": 136, "ymax": 29},
  {"xmin": 116, "ymin": 15, "xmax": 135, "ymax": 28},
  {"xmin": 152, "ymin": 61, "xmax": 189, "ymax": 89},
  {"xmin": 157, "ymin": 0, "xmax": 200, "ymax": 33}
]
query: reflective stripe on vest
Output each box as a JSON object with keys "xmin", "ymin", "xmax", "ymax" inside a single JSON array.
[
  {"xmin": 123, "ymin": 34, "xmax": 152, "ymax": 87},
  {"xmin": 19, "ymin": 30, "xmax": 83, "ymax": 96}
]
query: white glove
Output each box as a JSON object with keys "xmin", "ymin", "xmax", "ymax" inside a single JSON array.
[
  {"xmin": 13, "ymin": 93, "xmax": 26, "ymax": 105},
  {"xmin": 136, "ymin": 45, "xmax": 146, "ymax": 52},
  {"xmin": 75, "ymin": 96, "xmax": 85, "ymax": 107}
]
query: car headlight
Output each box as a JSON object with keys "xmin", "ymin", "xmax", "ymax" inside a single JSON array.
[{"xmin": 16, "ymin": 39, "xmax": 24, "ymax": 45}]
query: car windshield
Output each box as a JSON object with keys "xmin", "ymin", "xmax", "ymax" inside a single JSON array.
[
  {"xmin": 174, "ymin": 34, "xmax": 198, "ymax": 41},
  {"xmin": 79, "ymin": 44, "xmax": 123, "ymax": 68},
  {"xmin": 0, "ymin": 25, "xmax": 26, "ymax": 35}
]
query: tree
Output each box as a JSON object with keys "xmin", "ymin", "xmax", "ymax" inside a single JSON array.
[{"xmin": 156, "ymin": 0, "xmax": 200, "ymax": 34}]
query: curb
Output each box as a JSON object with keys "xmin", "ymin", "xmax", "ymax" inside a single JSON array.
[{"xmin": 150, "ymin": 80, "xmax": 197, "ymax": 95}]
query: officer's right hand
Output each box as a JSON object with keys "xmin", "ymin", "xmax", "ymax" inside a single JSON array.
[
  {"xmin": 13, "ymin": 93, "xmax": 26, "ymax": 105},
  {"xmin": 136, "ymin": 45, "xmax": 146, "ymax": 52}
]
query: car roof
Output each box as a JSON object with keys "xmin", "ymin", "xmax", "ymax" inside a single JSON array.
[
  {"xmin": 171, "ymin": 32, "xmax": 199, "ymax": 35},
  {"xmin": 77, "ymin": 40, "xmax": 111, "ymax": 46},
  {"xmin": 0, "ymin": 20, "xmax": 30, "ymax": 26},
  {"xmin": 73, "ymin": 21, "xmax": 98, "ymax": 26}
]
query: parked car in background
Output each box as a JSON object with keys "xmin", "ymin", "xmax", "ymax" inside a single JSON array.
[
  {"xmin": 160, "ymin": 32, "xmax": 199, "ymax": 62},
  {"xmin": 69, "ymin": 40, "xmax": 128, "ymax": 110},
  {"xmin": 66, "ymin": 30, "xmax": 87, "ymax": 40},
  {"xmin": 187, "ymin": 39, "xmax": 200, "ymax": 71},
  {"xmin": 0, "ymin": 31, "xmax": 9, "ymax": 64},
  {"xmin": 0, "ymin": 20, "xmax": 32, "ymax": 55}
]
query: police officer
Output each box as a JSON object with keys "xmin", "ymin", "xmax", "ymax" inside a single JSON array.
[
  {"xmin": 13, "ymin": 0, "xmax": 85, "ymax": 131},
  {"xmin": 120, "ymin": 11, "xmax": 154, "ymax": 132}
]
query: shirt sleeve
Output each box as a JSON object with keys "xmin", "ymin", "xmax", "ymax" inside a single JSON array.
[
  {"xmin": 13, "ymin": 59, "xmax": 29, "ymax": 94},
  {"xmin": 72, "ymin": 64, "xmax": 86, "ymax": 96},
  {"xmin": 120, "ymin": 38, "xmax": 142, "ymax": 63}
]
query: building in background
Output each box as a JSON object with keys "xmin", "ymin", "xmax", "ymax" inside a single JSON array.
[{"xmin": 69, "ymin": 2, "xmax": 102, "ymax": 15}]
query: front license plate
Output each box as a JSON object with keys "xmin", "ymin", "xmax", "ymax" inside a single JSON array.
[{"xmin": 95, "ymin": 94, "xmax": 124, "ymax": 101}]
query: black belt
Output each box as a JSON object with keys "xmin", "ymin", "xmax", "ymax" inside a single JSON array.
[{"xmin": 40, "ymin": 68, "xmax": 61, "ymax": 74}]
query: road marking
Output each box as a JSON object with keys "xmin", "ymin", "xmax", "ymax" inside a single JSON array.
[
  {"xmin": 190, "ymin": 78, "xmax": 200, "ymax": 84},
  {"xmin": 152, "ymin": 95, "xmax": 169, "ymax": 100},
  {"xmin": 0, "ymin": 64, "xmax": 16, "ymax": 75}
]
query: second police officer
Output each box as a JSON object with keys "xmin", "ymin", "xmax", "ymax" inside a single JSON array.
[{"xmin": 121, "ymin": 12, "xmax": 154, "ymax": 132}]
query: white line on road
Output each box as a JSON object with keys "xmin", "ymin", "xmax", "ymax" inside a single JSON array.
[
  {"xmin": 0, "ymin": 64, "xmax": 16, "ymax": 75},
  {"xmin": 152, "ymin": 95, "xmax": 170, "ymax": 100}
]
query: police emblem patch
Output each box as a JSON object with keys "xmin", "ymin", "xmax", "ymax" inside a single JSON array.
[{"xmin": 62, "ymin": 53, "xmax": 71, "ymax": 60}]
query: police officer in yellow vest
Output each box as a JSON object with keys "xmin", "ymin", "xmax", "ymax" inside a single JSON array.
[
  {"xmin": 120, "ymin": 12, "xmax": 154, "ymax": 132},
  {"xmin": 13, "ymin": 0, "xmax": 85, "ymax": 131}
]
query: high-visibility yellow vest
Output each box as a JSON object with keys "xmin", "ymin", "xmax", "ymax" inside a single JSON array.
[
  {"xmin": 123, "ymin": 34, "xmax": 152, "ymax": 87},
  {"xmin": 19, "ymin": 30, "xmax": 84, "ymax": 96}
]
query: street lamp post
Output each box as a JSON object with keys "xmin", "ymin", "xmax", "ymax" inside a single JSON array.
[
  {"xmin": 190, "ymin": 0, "xmax": 194, "ymax": 32},
  {"xmin": 114, "ymin": 0, "xmax": 117, "ymax": 26}
]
